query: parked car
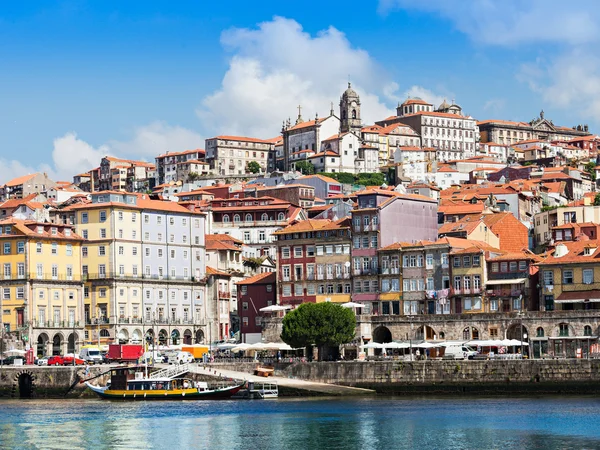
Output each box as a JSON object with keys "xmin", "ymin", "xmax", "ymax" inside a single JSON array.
[
  {"xmin": 36, "ymin": 356, "xmax": 50, "ymax": 366},
  {"xmin": 0, "ymin": 355, "xmax": 26, "ymax": 365},
  {"xmin": 62, "ymin": 354, "xmax": 86, "ymax": 366},
  {"xmin": 443, "ymin": 345, "xmax": 478, "ymax": 360},
  {"xmin": 142, "ymin": 352, "xmax": 164, "ymax": 364},
  {"xmin": 174, "ymin": 351, "xmax": 194, "ymax": 365},
  {"xmin": 47, "ymin": 355, "xmax": 65, "ymax": 366}
]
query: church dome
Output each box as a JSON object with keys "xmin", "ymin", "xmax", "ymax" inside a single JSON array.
[
  {"xmin": 438, "ymin": 99, "xmax": 451, "ymax": 110},
  {"xmin": 342, "ymin": 82, "xmax": 358, "ymax": 98}
]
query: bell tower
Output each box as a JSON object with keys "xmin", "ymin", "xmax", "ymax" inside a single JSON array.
[{"xmin": 339, "ymin": 82, "xmax": 361, "ymax": 134}]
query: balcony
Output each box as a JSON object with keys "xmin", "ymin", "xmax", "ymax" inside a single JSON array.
[
  {"xmin": 85, "ymin": 273, "xmax": 194, "ymax": 283},
  {"xmin": 487, "ymin": 287, "xmax": 523, "ymax": 297},
  {"xmin": 560, "ymin": 282, "xmax": 600, "ymax": 292},
  {"xmin": 281, "ymin": 276, "xmax": 290, "ymax": 282},
  {"xmin": 306, "ymin": 274, "xmax": 315, "ymax": 281},
  {"xmin": 218, "ymin": 291, "xmax": 230, "ymax": 299},
  {"xmin": 317, "ymin": 274, "xmax": 324, "ymax": 280},
  {"xmin": 32, "ymin": 320, "xmax": 81, "ymax": 328}
]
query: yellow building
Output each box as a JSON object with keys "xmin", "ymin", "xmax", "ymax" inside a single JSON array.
[{"xmin": 0, "ymin": 219, "xmax": 84, "ymax": 356}]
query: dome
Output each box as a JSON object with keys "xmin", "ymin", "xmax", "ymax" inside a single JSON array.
[
  {"xmin": 438, "ymin": 99, "xmax": 451, "ymax": 110},
  {"xmin": 342, "ymin": 82, "xmax": 358, "ymax": 98}
]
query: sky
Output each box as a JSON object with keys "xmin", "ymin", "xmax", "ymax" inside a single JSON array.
[{"xmin": 1, "ymin": 0, "xmax": 600, "ymax": 182}]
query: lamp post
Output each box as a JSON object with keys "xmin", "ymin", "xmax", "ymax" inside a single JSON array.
[{"xmin": 96, "ymin": 307, "xmax": 101, "ymax": 350}]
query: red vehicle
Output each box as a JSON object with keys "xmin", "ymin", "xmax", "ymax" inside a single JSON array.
[
  {"xmin": 107, "ymin": 344, "xmax": 144, "ymax": 363},
  {"xmin": 63, "ymin": 354, "xmax": 86, "ymax": 365},
  {"xmin": 47, "ymin": 355, "xmax": 64, "ymax": 366}
]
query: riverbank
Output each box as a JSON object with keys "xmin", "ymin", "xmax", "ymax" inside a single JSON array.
[{"xmin": 3, "ymin": 359, "xmax": 600, "ymax": 398}]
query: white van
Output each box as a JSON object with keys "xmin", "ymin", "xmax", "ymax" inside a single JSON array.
[
  {"xmin": 444, "ymin": 345, "xmax": 478, "ymax": 360},
  {"xmin": 80, "ymin": 348, "xmax": 103, "ymax": 364}
]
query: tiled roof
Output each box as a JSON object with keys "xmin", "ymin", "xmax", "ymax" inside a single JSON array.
[
  {"xmin": 211, "ymin": 135, "xmax": 271, "ymax": 144},
  {"xmin": 236, "ymin": 272, "xmax": 276, "ymax": 285},
  {"xmin": 273, "ymin": 218, "xmax": 348, "ymax": 235},
  {"xmin": 206, "ymin": 266, "xmax": 231, "ymax": 277},
  {"xmin": 4, "ymin": 173, "xmax": 38, "ymax": 187},
  {"xmin": 538, "ymin": 240, "xmax": 600, "ymax": 265},
  {"xmin": 299, "ymin": 174, "xmax": 340, "ymax": 184},
  {"xmin": 287, "ymin": 118, "xmax": 327, "ymax": 131}
]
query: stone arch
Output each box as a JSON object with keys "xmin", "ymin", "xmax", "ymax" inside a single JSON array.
[
  {"xmin": 584, "ymin": 325, "xmax": 593, "ymax": 336},
  {"xmin": 462, "ymin": 326, "xmax": 479, "ymax": 341},
  {"xmin": 100, "ymin": 329, "xmax": 110, "ymax": 338},
  {"xmin": 183, "ymin": 329, "xmax": 192, "ymax": 345},
  {"xmin": 67, "ymin": 332, "xmax": 78, "ymax": 354},
  {"xmin": 554, "ymin": 322, "xmax": 575, "ymax": 337},
  {"xmin": 195, "ymin": 329, "xmax": 205, "ymax": 344},
  {"xmin": 536, "ymin": 327, "xmax": 545, "ymax": 337},
  {"xmin": 12, "ymin": 370, "xmax": 36, "ymax": 399},
  {"xmin": 52, "ymin": 333, "xmax": 64, "ymax": 355},
  {"xmin": 372, "ymin": 326, "xmax": 392, "ymax": 343},
  {"xmin": 37, "ymin": 333, "xmax": 49, "ymax": 357},
  {"xmin": 416, "ymin": 325, "xmax": 436, "ymax": 340},
  {"xmin": 117, "ymin": 329, "xmax": 129, "ymax": 344},
  {"xmin": 158, "ymin": 329, "xmax": 168, "ymax": 345},
  {"xmin": 439, "ymin": 331, "xmax": 446, "ymax": 339},
  {"xmin": 507, "ymin": 323, "xmax": 529, "ymax": 341},
  {"xmin": 131, "ymin": 329, "xmax": 142, "ymax": 344},
  {"xmin": 171, "ymin": 329, "xmax": 180, "ymax": 345}
]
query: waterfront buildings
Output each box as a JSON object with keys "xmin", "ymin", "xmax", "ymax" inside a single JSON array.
[
  {"xmin": 0, "ymin": 219, "xmax": 84, "ymax": 356},
  {"xmin": 58, "ymin": 191, "xmax": 207, "ymax": 348},
  {"xmin": 236, "ymin": 271, "xmax": 276, "ymax": 344}
]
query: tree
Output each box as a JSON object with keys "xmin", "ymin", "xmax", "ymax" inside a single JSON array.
[
  {"xmin": 280, "ymin": 302, "xmax": 356, "ymax": 361},
  {"xmin": 247, "ymin": 161, "xmax": 261, "ymax": 174},
  {"xmin": 295, "ymin": 160, "xmax": 315, "ymax": 175},
  {"xmin": 594, "ymin": 193, "xmax": 600, "ymax": 206},
  {"xmin": 586, "ymin": 161, "xmax": 597, "ymax": 182},
  {"xmin": 187, "ymin": 172, "xmax": 201, "ymax": 183}
]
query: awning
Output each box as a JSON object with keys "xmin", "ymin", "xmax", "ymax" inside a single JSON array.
[
  {"xmin": 485, "ymin": 278, "xmax": 527, "ymax": 285},
  {"xmin": 556, "ymin": 290, "xmax": 600, "ymax": 303}
]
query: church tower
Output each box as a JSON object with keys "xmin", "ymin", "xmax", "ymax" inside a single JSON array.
[{"xmin": 339, "ymin": 82, "xmax": 361, "ymax": 134}]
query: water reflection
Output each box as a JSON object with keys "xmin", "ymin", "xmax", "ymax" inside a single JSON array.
[{"xmin": 1, "ymin": 397, "xmax": 600, "ymax": 449}]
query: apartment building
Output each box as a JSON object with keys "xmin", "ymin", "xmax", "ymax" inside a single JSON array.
[
  {"xmin": 0, "ymin": 173, "xmax": 56, "ymax": 200},
  {"xmin": 155, "ymin": 149, "xmax": 205, "ymax": 185},
  {"xmin": 274, "ymin": 219, "xmax": 351, "ymax": 307},
  {"xmin": 0, "ymin": 219, "xmax": 84, "ymax": 357},
  {"xmin": 59, "ymin": 191, "xmax": 206, "ymax": 347},
  {"xmin": 236, "ymin": 272, "xmax": 276, "ymax": 344},
  {"xmin": 205, "ymin": 136, "xmax": 275, "ymax": 176}
]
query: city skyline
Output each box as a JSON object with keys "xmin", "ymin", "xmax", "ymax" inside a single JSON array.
[{"xmin": 1, "ymin": 1, "xmax": 599, "ymax": 182}]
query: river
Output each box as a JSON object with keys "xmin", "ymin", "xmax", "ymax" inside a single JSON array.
[{"xmin": 1, "ymin": 396, "xmax": 600, "ymax": 449}]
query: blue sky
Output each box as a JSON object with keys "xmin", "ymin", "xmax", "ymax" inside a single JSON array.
[{"xmin": 1, "ymin": 0, "xmax": 599, "ymax": 180}]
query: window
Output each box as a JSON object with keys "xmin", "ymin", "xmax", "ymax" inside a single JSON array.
[
  {"xmin": 543, "ymin": 270, "xmax": 554, "ymax": 286},
  {"xmin": 17, "ymin": 241, "xmax": 24, "ymax": 254},
  {"xmin": 453, "ymin": 257, "xmax": 461, "ymax": 268},
  {"xmin": 282, "ymin": 285, "xmax": 291, "ymax": 296},
  {"xmin": 51, "ymin": 264, "xmax": 58, "ymax": 280},
  {"xmin": 99, "ymin": 264, "xmax": 106, "ymax": 277},
  {"xmin": 453, "ymin": 276, "xmax": 461, "ymax": 290},
  {"xmin": 500, "ymin": 262, "xmax": 508, "ymax": 272},
  {"xmin": 583, "ymin": 269, "xmax": 594, "ymax": 285},
  {"xmin": 17, "ymin": 263, "xmax": 24, "ymax": 278},
  {"xmin": 441, "ymin": 253, "xmax": 448, "ymax": 266},
  {"xmin": 562, "ymin": 270, "xmax": 574, "ymax": 284},
  {"xmin": 306, "ymin": 246, "xmax": 315, "ymax": 257},
  {"xmin": 536, "ymin": 327, "xmax": 544, "ymax": 337},
  {"xmin": 36, "ymin": 242, "xmax": 42, "ymax": 254},
  {"xmin": 118, "ymin": 246, "xmax": 124, "ymax": 255},
  {"xmin": 462, "ymin": 256, "xmax": 471, "ymax": 267},
  {"xmin": 81, "ymin": 212, "xmax": 88, "ymax": 223},
  {"xmin": 584, "ymin": 325, "xmax": 593, "ymax": 336},
  {"xmin": 100, "ymin": 228, "xmax": 107, "ymax": 238},
  {"xmin": 100, "ymin": 210, "xmax": 107, "ymax": 222},
  {"xmin": 426, "ymin": 254, "xmax": 433, "ymax": 268},
  {"xmin": 472, "ymin": 255, "xmax": 480, "ymax": 267},
  {"xmin": 294, "ymin": 247, "xmax": 303, "ymax": 258},
  {"xmin": 518, "ymin": 261, "xmax": 527, "ymax": 271},
  {"xmin": 559, "ymin": 323, "xmax": 569, "ymax": 337},
  {"xmin": 99, "ymin": 246, "xmax": 106, "ymax": 256},
  {"xmin": 509, "ymin": 262, "xmax": 518, "ymax": 272},
  {"xmin": 281, "ymin": 247, "xmax": 290, "ymax": 259},
  {"xmin": 3, "ymin": 243, "xmax": 10, "ymax": 254}
]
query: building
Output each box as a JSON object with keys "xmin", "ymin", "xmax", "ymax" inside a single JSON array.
[
  {"xmin": 0, "ymin": 219, "xmax": 84, "ymax": 357},
  {"xmin": 244, "ymin": 184, "xmax": 316, "ymax": 208},
  {"xmin": 478, "ymin": 111, "xmax": 591, "ymax": 146},
  {"xmin": 236, "ymin": 272, "xmax": 276, "ymax": 344},
  {"xmin": 155, "ymin": 149, "xmax": 205, "ymax": 185},
  {"xmin": 393, "ymin": 147, "xmax": 436, "ymax": 182},
  {"xmin": 351, "ymin": 189, "xmax": 438, "ymax": 313},
  {"xmin": 309, "ymin": 131, "xmax": 378, "ymax": 174},
  {"xmin": 205, "ymin": 266, "xmax": 233, "ymax": 342},
  {"xmin": 205, "ymin": 136, "xmax": 275, "ymax": 176},
  {"xmin": 486, "ymin": 252, "xmax": 539, "ymax": 314},
  {"xmin": 59, "ymin": 191, "xmax": 207, "ymax": 348},
  {"xmin": 376, "ymin": 98, "xmax": 479, "ymax": 161},
  {"xmin": 208, "ymin": 196, "xmax": 306, "ymax": 259},
  {"xmin": 176, "ymin": 159, "xmax": 210, "ymax": 182},
  {"xmin": 537, "ymin": 240, "xmax": 600, "ymax": 312},
  {"xmin": 96, "ymin": 157, "xmax": 155, "ymax": 192},
  {"xmin": 0, "ymin": 173, "xmax": 56, "ymax": 200},
  {"xmin": 274, "ymin": 219, "xmax": 351, "ymax": 307}
]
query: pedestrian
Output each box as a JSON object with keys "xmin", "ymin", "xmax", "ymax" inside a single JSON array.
[{"xmin": 415, "ymin": 349, "xmax": 420, "ymax": 361}]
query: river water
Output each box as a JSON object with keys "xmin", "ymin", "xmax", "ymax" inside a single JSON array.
[{"xmin": 1, "ymin": 396, "xmax": 600, "ymax": 449}]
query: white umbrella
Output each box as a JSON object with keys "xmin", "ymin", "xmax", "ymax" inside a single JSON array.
[
  {"xmin": 502, "ymin": 339, "xmax": 529, "ymax": 346},
  {"xmin": 416, "ymin": 342, "xmax": 440, "ymax": 349},
  {"xmin": 231, "ymin": 343, "xmax": 253, "ymax": 352},
  {"xmin": 216, "ymin": 343, "xmax": 238, "ymax": 350},
  {"xmin": 363, "ymin": 342, "xmax": 384, "ymax": 349},
  {"xmin": 259, "ymin": 305, "xmax": 292, "ymax": 312},
  {"xmin": 5, "ymin": 349, "xmax": 26, "ymax": 355},
  {"xmin": 384, "ymin": 342, "xmax": 411, "ymax": 349},
  {"xmin": 340, "ymin": 302, "xmax": 365, "ymax": 309}
]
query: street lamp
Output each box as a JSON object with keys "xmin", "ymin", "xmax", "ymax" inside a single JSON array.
[{"xmin": 96, "ymin": 307, "xmax": 101, "ymax": 350}]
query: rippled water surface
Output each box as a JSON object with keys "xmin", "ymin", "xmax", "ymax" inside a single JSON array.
[{"xmin": 2, "ymin": 396, "xmax": 600, "ymax": 449}]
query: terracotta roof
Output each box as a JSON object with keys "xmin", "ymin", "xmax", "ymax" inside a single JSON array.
[
  {"xmin": 402, "ymin": 98, "xmax": 432, "ymax": 106},
  {"xmin": 287, "ymin": 118, "xmax": 327, "ymax": 131},
  {"xmin": 378, "ymin": 123, "xmax": 412, "ymax": 135},
  {"xmin": 211, "ymin": 135, "xmax": 272, "ymax": 144},
  {"xmin": 0, "ymin": 218, "xmax": 82, "ymax": 240},
  {"xmin": 477, "ymin": 119, "xmax": 531, "ymax": 127},
  {"xmin": 273, "ymin": 218, "xmax": 348, "ymax": 235},
  {"xmin": 206, "ymin": 266, "xmax": 231, "ymax": 277},
  {"xmin": 299, "ymin": 175, "xmax": 340, "ymax": 185},
  {"xmin": 236, "ymin": 272, "xmax": 276, "ymax": 285},
  {"xmin": 438, "ymin": 203, "xmax": 485, "ymax": 215},
  {"xmin": 63, "ymin": 192, "xmax": 203, "ymax": 215},
  {"xmin": 538, "ymin": 240, "xmax": 600, "ymax": 265},
  {"xmin": 309, "ymin": 151, "xmax": 339, "ymax": 158},
  {"xmin": 4, "ymin": 173, "xmax": 38, "ymax": 187},
  {"xmin": 156, "ymin": 149, "xmax": 205, "ymax": 159}
]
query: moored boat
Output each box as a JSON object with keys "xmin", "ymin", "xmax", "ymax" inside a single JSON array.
[{"xmin": 84, "ymin": 365, "xmax": 245, "ymax": 400}]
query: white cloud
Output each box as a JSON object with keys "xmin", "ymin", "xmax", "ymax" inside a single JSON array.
[
  {"xmin": 483, "ymin": 99, "xmax": 506, "ymax": 114},
  {"xmin": 0, "ymin": 121, "xmax": 203, "ymax": 185},
  {"xmin": 198, "ymin": 17, "xmax": 397, "ymax": 138},
  {"xmin": 379, "ymin": 0, "xmax": 600, "ymax": 46},
  {"xmin": 403, "ymin": 85, "xmax": 449, "ymax": 110}
]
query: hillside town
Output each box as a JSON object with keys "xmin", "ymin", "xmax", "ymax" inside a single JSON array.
[{"xmin": 2, "ymin": 83, "xmax": 600, "ymax": 361}]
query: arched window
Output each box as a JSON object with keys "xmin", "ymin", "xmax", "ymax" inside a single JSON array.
[
  {"xmin": 439, "ymin": 331, "xmax": 445, "ymax": 339},
  {"xmin": 584, "ymin": 325, "xmax": 593, "ymax": 336},
  {"xmin": 352, "ymin": 109, "xmax": 356, "ymax": 119},
  {"xmin": 261, "ymin": 213, "xmax": 269, "ymax": 221},
  {"xmin": 222, "ymin": 215, "xmax": 230, "ymax": 223},
  {"xmin": 536, "ymin": 327, "xmax": 544, "ymax": 337},
  {"xmin": 233, "ymin": 214, "xmax": 240, "ymax": 223},
  {"xmin": 100, "ymin": 329, "xmax": 110, "ymax": 337},
  {"xmin": 277, "ymin": 212, "xmax": 285, "ymax": 221},
  {"xmin": 245, "ymin": 214, "xmax": 252, "ymax": 222}
]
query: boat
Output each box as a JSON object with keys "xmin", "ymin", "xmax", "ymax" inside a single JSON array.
[
  {"xmin": 232, "ymin": 381, "xmax": 279, "ymax": 400},
  {"xmin": 84, "ymin": 365, "xmax": 245, "ymax": 400}
]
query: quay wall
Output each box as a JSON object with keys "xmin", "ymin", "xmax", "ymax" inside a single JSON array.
[{"xmin": 209, "ymin": 360, "xmax": 600, "ymax": 394}]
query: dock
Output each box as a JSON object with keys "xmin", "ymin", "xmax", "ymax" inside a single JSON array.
[{"xmin": 191, "ymin": 365, "xmax": 376, "ymax": 397}]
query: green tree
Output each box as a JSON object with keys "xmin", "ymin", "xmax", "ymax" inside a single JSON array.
[
  {"xmin": 247, "ymin": 161, "xmax": 261, "ymax": 174},
  {"xmin": 280, "ymin": 302, "xmax": 356, "ymax": 361},
  {"xmin": 187, "ymin": 172, "xmax": 201, "ymax": 183},
  {"xmin": 594, "ymin": 193, "xmax": 600, "ymax": 206},
  {"xmin": 586, "ymin": 161, "xmax": 597, "ymax": 182},
  {"xmin": 295, "ymin": 160, "xmax": 315, "ymax": 175}
]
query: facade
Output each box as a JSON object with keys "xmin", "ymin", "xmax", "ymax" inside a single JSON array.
[
  {"xmin": 236, "ymin": 272, "xmax": 276, "ymax": 344},
  {"xmin": 486, "ymin": 252, "xmax": 538, "ymax": 314},
  {"xmin": 351, "ymin": 189, "xmax": 438, "ymax": 313},
  {"xmin": 0, "ymin": 173, "xmax": 56, "ymax": 200},
  {"xmin": 533, "ymin": 198, "xmax": 600, "ymax": 247},
  {"xmin": 155, "ymin": 149, "xmax": 205, "ymax": 185},
  {"xmin": 0, "ymin": 219, "xmax": 84, "ymax": 357},
  {"xmin": 59, "ymin": 191, "xmax": 207, "ymax": 348},
  {"xmin": 97, "ymin": 157, "xmax": 155, "ymax": 192},
  {"xmin": 245, "ymin": 184, "xmax": 316, "ymax": 208},
  {"xmin": 478, "ymin": 112, "xmax": 591, "ymax": 146},
  {"xmin": 205, "ymin": 136, "xmax": 275, "ymax": 176},
  {"xmin": 176, "ymin": 159, "xmax": 210, "ymax": 182},
  {"xmin": 208, "ymin": 196, "xmax": 305, "ymax": 259},
  {"xmin": 274, "ymin": 219, "xmax": 351, "ymax": 307}
]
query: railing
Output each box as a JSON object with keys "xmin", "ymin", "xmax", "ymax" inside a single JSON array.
[
  {"xmin": 85, "ymin": 273, "xmax": 194, "ymax": 282},
  {"xmin": 317, "ymin": 274, "xmax": 324, "ymax": 280},
  {"xmin": 487, "ymin": 288, "xmax": 524, "ymax": 297},
  {"xmin": 560, "ymin": 282, "xmax": 600, "ymax": 292},
  {"xmin": 487, "ymin": 272, "xmax": 528, "ymax": 280},
  {"xmin": 218, "ymin": 291, "xmax": 230, "ymax": 299},
  {"xmin": 32, "ymin": 320, "xmax": 81, "ymax": 328}
]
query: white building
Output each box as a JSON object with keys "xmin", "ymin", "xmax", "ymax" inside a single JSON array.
[{"xmin": 205, "ymin": 136, "xmax": 275, "ymax": 176}]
